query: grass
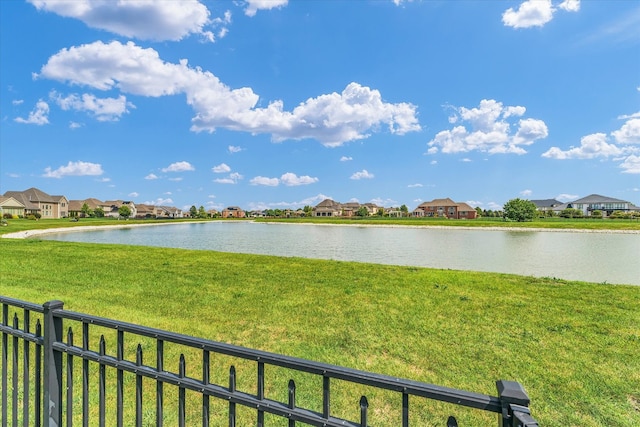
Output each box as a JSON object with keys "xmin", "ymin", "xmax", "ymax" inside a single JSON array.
[{"xmin": 1, "ymin": 218, "xmax": 639, "ymax": 426}]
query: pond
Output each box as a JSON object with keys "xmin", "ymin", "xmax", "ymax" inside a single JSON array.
[{"xmin": 38, "ymin": 221, "xmax": 640, "ymax": 285}]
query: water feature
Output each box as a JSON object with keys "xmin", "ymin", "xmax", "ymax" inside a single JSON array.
[{"xmin": 38, "ymin": 221, "xmax": 640, "ymax": 285}]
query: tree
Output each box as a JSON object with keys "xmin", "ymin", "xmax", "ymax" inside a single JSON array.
[
  {"xmin": 189, "ymin": 205, "xmax": 198, "ymax": 218},
  {"xmin": 503, "ymin": 198, "xmax": 537, "ymax": 222},
  {"xmin": 94, "ymin": 206, "xmax": 105, "ymax": 218},
  {"xmin": 303, "ymin": 205, "xmax": 313, "ymax": 217},
  {"xmin": 475, "ymin": 207, "xmax": 482, "ymax": 217},
  {"xmin": 400, "ymin": 204, "xmax": 408, "ymax": 217},
  {"xmin": 118, "ymin": 205, "xmax": 132, "ymax": 219},
  {"xmin": 81, "ymin": 203, "xmax": 92, "ymax": 218},
  {"xmin": 356, "ymin": 206, "xmax": 369, "ymax": 217},
  {"xmin": 198, "ymin": 206, "xmax": 207, "ymax": 218}
]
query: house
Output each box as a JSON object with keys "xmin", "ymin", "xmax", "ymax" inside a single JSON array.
[
  {"xmin": 222, "ymin": 206, "xmax": 246, "ymax": 218},
  {"xmin": 313, "ymin": 199, "xmax": 343, "ymax": 217},
  {"xmin": 156, "ymin": 205, "xmax": 183, "ymax": 218},
  {"xmin": 103, "ymin": 200, "xmax": 137, "ymax": 218},
  {"xmin": 3, "ymin": 187, "xmax": 69, "ymax": 218},
  {"xmin": 557, "ymin": 194, "xmax": 639, "ymax": 217},
  {"xmin": 68, "ymin": 198, "xmax": 111, "ymax": 217},
  {"xmin": 0, "ymin": 196, "xmax": 25, "ymax": 218},
  {"xmin": 531, "ymin": 199, "xmax": 562, "ymax": 215},
  {"xmin": 412, "ymin": 198, "xmax": 477, "ymax": 219}
]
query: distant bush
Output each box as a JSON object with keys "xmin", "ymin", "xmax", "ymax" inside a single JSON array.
[{"xmin": 3, "ymin": 213, "xmax": 13, "ymax": 219}]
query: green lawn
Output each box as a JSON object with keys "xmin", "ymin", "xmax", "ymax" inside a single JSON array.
[{"xmin": 1, "ymin": 219, "xmax": 639, "ymax": 426}]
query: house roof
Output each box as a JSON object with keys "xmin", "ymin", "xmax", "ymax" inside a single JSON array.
[
  {"xmin": 3, "ymin": 187, "xmax": 57, "ymax": 210},
  {"xmin": 530, "ymin": 199, "xmax": 561, "ymax": 208},
  {"xmin": 417, "ymin": 198, "xmax": 458, "ymax": 208},
  {"xmin": 0, "ymin": 196, "xmax": 25, "ymax": 208},
  {"xmin": 456, "ymin": 202, "xmax": 475, "ymax": 212},
  {"xmin": 68, "ymin": 198, "xmax": 107, "ymax": 211},
  {"xmin": 315, "ymin": 198, "xmax": 341, "ymax": 208},
  {"xmin": 570, "ymin": 194, "xmax": 629, "ymax": 204}
]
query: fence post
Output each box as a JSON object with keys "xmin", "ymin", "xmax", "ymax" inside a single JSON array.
[
  {"xmin": 43, "ymin": 300, "xmax": 64, "ymax": 427},
  {"xmin": 496, "ymin": 380, "xmax": 537, "ymax": 427}
]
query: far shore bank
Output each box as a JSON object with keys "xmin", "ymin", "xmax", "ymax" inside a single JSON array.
[{"xmin": 2, "ymin": 219, "xmax": 639, "ymax": 240}]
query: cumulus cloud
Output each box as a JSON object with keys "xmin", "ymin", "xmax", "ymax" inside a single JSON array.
[
  {"xmin": 520, "ymin": 189, "xmax": 532, "ymax": 197},
  {"xmin": 214, "ymin": 172, "xmax": 242, "ymax": 184},
  {"xmin": 212, "ymin": 163, "xmax": 231, "ymax": 173},
  {"xmin": 144, "ymin": 197, "xmax": 174, "ymax": 205},
  {"xmin": 280, "ymin": 172, "xmax": 318, "ymax": 186},
  {"xmin": 37, "ymin": 41, "xmax": 420, "ymax": 147},
  {"xmin": 611, "ymin": 118, "xmax": 640, "ymax": 144},
  {"xmin": 14, "ymin": 100, "xmax": 49, "ymax": 125},
  {"xmin": 542, "ymin": 114, "xmax": 640, "ymax": 173},
  {"xmin": 620, "ymin": 155, "xmax": 640, "ymax": 174},
  {"xmin": 43, "ymin": 160, "xmax": 103, "ymax": 178},
  {"xmin": 228, "ymin": 145, "xmax": 243, "ymax": 153},
  {"xmin": 542, "ymin": 133, "xmax": 623, "ymax": 159},
  {"xmin": 340, "ymin": 156, "xmax": 353, "ymax": 162},
  {"xmin": 161, "ymin": 161, "xmax": 195, "ymax": 172},
  {"xmin": 250, "ymin": 176, "xmax": 279, "ymax": 186},
  {"xmin": 427, "ymin": 99, "xmax": 548, "ymax": 155},
  {"xmin": 128, "ymin": 192, "xmax": 139, "ymax": 198},
  {"xmin": 28, "ymin": 0, "xmax": 213, "ymax": 42},
  {"xmin": 351, "ymin": 169, "xmax": 374, "ymax": 180},
  {"xmin": 502, "ymin": 0, "xmax": 580, "ymax": 29},
  {"xmin": 244, "ymin": 0, "xmax": 288, "ymax": 17},
  {"xmin": 51, "ymin": 91, "xmax": 133, "ymax": 121},
  {"xmin": 250, "ymin": 172, "xmax": 318, "ymax": 186},
  {"xmin": 145, "ymin": 173, "xmax": 159, "ymax": 180},
  {"xmin": 408, "ymin": 183, "xmax": 423, "ymax": 188}
]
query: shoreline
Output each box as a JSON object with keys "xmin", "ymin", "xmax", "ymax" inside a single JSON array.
[{"xmin": 2, "ymin": 220, "xmax": 639, "ymax": 239}]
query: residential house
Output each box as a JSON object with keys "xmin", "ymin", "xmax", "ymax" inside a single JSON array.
[
  {"xmin": 103, "ymin": 200, "xmax": 137, "ymax": 218},
  {"xmin": 412, "ymin": 198, "xmax": 478, "ymax": 219},
  {"xmin": 3, "ymin": 187, "xmax": 69, "ymax": 218},
  {"xmin": 531, "ymin": 199, "xmax": 562, "ymax": 215},
  {"xmin": 555, "ymin": 194, "xmax": 639, "ymax": 217},
  {"xmin": 222, "ymin": 206, "xmax": 246, "ymax": 218},
  {"xmin": 156, "ymin": 205, "xmax": 183, "ymax": 218},
  {"xmin": 68, "ymin": 198, "xmax": 111, "ymax": 217},
  {"xmin": 313, "ymin": 199, "xmax": 343, "ymax": 217},
  {"xmin": 0, "ymin": 196, "xmax": 25, "ymax": 218}
]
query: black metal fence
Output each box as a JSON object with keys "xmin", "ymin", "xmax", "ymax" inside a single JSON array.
[{"xmin": 1, "ymin": 296, "xmax": 538, "ymax": 426}]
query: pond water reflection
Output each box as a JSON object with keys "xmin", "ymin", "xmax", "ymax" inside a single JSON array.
[{"xmin": 39, "ymin": 222, "xmax": 640, "ymax": 285}]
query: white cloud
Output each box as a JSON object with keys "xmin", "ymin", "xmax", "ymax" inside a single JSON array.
[
  {"xmin": 244, "ymin": 0, "xmax": 288, "ymax": 17},
  {"xmin": 228, "ymin": 145, "xmax": 242, "ymax": 153},
  {"xmin": 14, "ymin": 100, "xmax": 49, "ymax": 125},
  {"xmin": 542, "ymin": 133, "xmax": 623, "ymax": 159},
  {"xmin": 280, "ymin": 172, "xmax": 318, "ymax": 186},
  {"xmin": 144, "ymin": 197, "xmax": 174, "ymax": 205},
  {"xmin": 51, "ymin": 91, "xmax": 132, "ymax": 121},
  {"xmin": 249, "ymin": 172, "xmax": 318, "ymax": 186},
  {"xmin": 12, "ymin": 99, "xmax": 23, "ymax": 105},
  {"xmin": 340, "ymin": 156, "xmax": 353, "ymax": 162},
  {"xmin": 28, "ymin": 0, "xmax": 212, "ymax": 42},
  {"xmin": 611, "ymin": 118, "xmax": 640, "ymax": 144},
  {"xmin": 408, "ymin": 183, "xmax": 423, "ymax": 188},
  {"xmin": 212, "ymin": 163, "xmax": 231, "ymax": 173},
  {"xmin": 250, "ymin": 176, "xmax": 279, "ymax": 186},
  {"xmin": 128, "ymin": 192, "xmax": 139, "ymax": 198},
  {"xmin": 69, "ymin": 121, "xmax": 83, "ymax": 129},
  {"xmin": 502, "ymin": 0, "xmax": 579, "ymax": 29},
  {"xmin": 214, "ymin": 172, "xmax": 242, "ymax": 184},
  {"xmin": 169, "ymin": 177, "xmax": 183, "ymax": 182},
  {"xmin": 351, "ymin": 169, "xmax": 374, "ymax": 180},
  {"xmin": 145, "ymin": 173, "xmax": 159, "ymax": 180},
  {"xmin": 520, "ymin": 189, "xmax": 532, "ymax": 197},
  {"xmin": 558, "ymin": 0, "xmax": 580, "ymax": 12},
  {"xmin": 161, "ymin": 161, "xmax": 195, "ymax": 172},
  {"xmin": 38, "ymin": 41, "xmax": 420, "ymax": 146},
  {"xmin": 556, "ymin": 193, "xmax": 579, "ymax": 202},
  {"xmin": 620, "ymin": 155, "xmax": 640, "ymax": 174},
  {"xmin": 43, "ymin": 160, "xmax": 103, "ymax": 178},
  {"xmin": 427, "ymin": 99, "xmax": 547, "ymax": 155}
]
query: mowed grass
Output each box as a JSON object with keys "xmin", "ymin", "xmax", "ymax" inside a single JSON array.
[{"xmin": 1, "ymin": 221, "xmax": 639, "ymax": 426}]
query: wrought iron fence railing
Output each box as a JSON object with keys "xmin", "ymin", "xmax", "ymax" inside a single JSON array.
[{"xmin": 1, "ymin": 296, "xmax": 538, "ymax": 426}]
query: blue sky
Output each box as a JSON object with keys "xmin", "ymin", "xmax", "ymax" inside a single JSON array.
[{"xmin": 1, "ymin": 0, "xmax": 639, "ymax": 212}]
